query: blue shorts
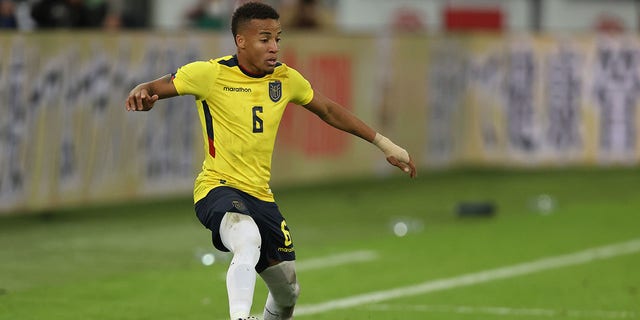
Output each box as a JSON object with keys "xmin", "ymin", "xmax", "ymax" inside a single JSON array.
[{"xmin": 194, "ymin": 186, "xmax": 295, "ymax": 273}]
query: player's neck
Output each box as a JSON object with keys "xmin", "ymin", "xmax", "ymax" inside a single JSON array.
[{"xmin": 235, "ymin": 55, "xmax": 266, "ymax": 78}]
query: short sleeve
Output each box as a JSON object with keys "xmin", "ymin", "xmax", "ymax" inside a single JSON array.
[
  {"xmin": 287, "ymin": 67, "xmax": 314, "ymax": 106},
  {"xmin": 172, "ymin": 61, "xmax": 217, "ymax": 100}
]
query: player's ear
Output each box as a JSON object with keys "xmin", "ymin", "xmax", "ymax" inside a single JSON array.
[{"xmin": 236, "ymin": 34, "xmax": 245, "ymax": 49}]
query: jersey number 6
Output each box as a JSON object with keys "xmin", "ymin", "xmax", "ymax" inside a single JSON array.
[{"xmin": 252, "ymin": 106, "xmax": 263, "ymax": 133}]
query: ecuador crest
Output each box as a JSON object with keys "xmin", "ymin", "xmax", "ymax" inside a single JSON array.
[{"xmin": 269, "ymin": 80, "xmax": 282, "ymax": 102}]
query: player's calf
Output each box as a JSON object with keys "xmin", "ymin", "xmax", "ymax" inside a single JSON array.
[
  {"xmin": 220, "ymin": 212, "xmax": 262, "ymax": 320},
  {"xmin": 260, "ymin": 261, "xmax": 299, "ymax": 320}
]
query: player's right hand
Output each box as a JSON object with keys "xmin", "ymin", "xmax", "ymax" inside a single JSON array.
[{"xmin": 125, "ymin": 87, "xmax": 159, "ymax": 111}]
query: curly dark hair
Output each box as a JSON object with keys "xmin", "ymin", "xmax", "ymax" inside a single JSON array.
[{"xmin": 231, "ymin": 2, "xmax": 280, "ymax": 38}]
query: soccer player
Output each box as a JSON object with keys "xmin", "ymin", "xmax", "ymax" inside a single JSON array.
[{"xmin": 125, "ymin": 2, "xmax": 416, "ymax": 320}]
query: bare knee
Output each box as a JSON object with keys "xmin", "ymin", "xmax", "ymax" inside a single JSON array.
[{"xmin": 260, "ymin": 261, "xmax": 299, "ymax": 306}]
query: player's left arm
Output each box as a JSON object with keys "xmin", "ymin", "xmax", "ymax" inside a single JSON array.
[{"xmin": 303, "ymin": 91, "xmax": 417, "ymax": 178}]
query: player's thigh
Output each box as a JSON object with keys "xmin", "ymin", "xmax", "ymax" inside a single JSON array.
[{"xmin": 194, "ymin": 187, "xmax": 253, "ymax": 252}]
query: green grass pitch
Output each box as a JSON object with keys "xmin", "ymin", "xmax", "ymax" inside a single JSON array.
[{"xmin": 1, "ymin": 168, "xmax": 639, "ymax": 320}]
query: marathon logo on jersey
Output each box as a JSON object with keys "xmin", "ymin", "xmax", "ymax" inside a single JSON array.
[
  {"xmin": 269, "ymin": 80, "xmax": 282, "ymax": 102},
  {"xmin": 223, "ymin": 86, "xmax": 252, "ymax": 93}
]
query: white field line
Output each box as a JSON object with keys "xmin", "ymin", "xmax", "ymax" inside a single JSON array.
[
  {"xmin": 367, "ymin": 304, "xmax": 638, "ymax": 319},
  {"xmin": 294, "ymin": 238, "xmax": 640, "ymax": 317}
]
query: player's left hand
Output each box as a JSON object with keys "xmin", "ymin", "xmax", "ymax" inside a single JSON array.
[
  {"xmin": 373, "ymin": 133, "xmax": 417, "ymax": 178},
  {"xmin": 386, "ymin": 155, "xmax": 417, "ymax": 178}
]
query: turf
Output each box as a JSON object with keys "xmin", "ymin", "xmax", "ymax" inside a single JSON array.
[{"xmin": 1, "ymin": 168, "xmax": 639, "ymax": 320}]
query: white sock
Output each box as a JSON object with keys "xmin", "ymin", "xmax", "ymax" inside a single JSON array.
[
  {"xmin": 263, "ymin": 293, "xmax": 284, "ymax": 320},
  {"xmin": 220, "ymin": 212, "xmax": 262, "ymax": 320},
  {"xmin": 227, "ymin": 260, "xmax": 256, "ymax": 319}
]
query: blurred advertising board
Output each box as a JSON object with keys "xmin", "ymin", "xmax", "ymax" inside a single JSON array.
[{"xmin": 1, "ymin": 32, "xmax": 639, "ymax": 213}]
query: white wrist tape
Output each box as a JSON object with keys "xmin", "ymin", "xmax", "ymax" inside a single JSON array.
[{"xmin": 373, "ymin": 133, "xmax": 410, "ymax": 163}]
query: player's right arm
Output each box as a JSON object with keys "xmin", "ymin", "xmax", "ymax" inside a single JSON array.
[
  {"xmin": 126, "ymin": 74, "xmax": 178, "ymax": 112},
  {"xmin": 126, "ymin": 61, "xmax": 216, "ymax": 112}
]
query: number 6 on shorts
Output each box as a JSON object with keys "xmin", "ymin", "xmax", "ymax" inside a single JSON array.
[{"xmin": 281, "ymin": 220, "xmax": 292, "ymax": 246}]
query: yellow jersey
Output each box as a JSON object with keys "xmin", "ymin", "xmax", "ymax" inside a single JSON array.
[{"xmin": 172, "ymin": 55, "xmax": 314, "ymax": 203}]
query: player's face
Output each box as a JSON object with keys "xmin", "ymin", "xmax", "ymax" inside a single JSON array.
[{"xmin": 237, "ymin": 19, "xmax": 281, "ymax": 75}]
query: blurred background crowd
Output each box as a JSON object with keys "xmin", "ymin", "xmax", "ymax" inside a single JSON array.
[
  {"xmin": 0, "ymin": 0, "xmax": 334, "ymax": 31},
  {"xmin": 0, "ymin": 0, "xmax": 638, "ymax": 34}
]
